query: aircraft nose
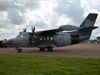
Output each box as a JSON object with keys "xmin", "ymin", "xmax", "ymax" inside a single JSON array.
[{"xmin": 3, "ymin": 39, "xmax": 13, "ymax": 46}]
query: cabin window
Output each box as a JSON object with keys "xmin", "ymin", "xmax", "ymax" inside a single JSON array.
[
  {"xmin": 23, "ymin": 34, "xmax": 27, "ymax": 37},
  {"xmin": 21, "ymin": 35, "xmax": 23, "ymax": 37},
  {"xmin": 44, "ymin": 38, "xmax": 46, "ymax": 40},
  {"xmin": 51, "ymin": 37, "xmax": 53, "ymax": 40},
  {"xmin": 40, "ymin": 38, "xmax": 42, "ymax": 40},
  {"xmin": 47, "ymin": 37, "xmax": 50, "ymax": 40}
]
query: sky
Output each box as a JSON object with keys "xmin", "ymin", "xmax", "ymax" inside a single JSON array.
[{"xmin": 0, "ymin": 0, "xmax": 100, "ymax": 40}]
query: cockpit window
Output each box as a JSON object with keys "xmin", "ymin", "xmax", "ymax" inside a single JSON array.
[
  {"xmin": 17, "ymin": 34, "xmax": 27, "ymax": 37},
  {"xmin": 16, "ymin": 35, "xmax": 20, "ymax": 37},
  {"xmin": 17, "ymin": 34, "xmax": 23, "ymax": 37}
]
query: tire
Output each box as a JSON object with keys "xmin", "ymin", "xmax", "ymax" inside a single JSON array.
[
  {"xmin": 40, "ymin": 48, "xmax": 45, "ymax": 51},
  {"xmin": 47, "ymin": 47, "xmax": 53, "ymax": 52},
  {"xmin": 18, "ymin": 49, "xmax": 22, "ymax": 52}
]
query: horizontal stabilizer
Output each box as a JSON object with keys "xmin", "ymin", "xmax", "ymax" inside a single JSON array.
[{"xmin": 79, "ymin": 26, "xmax": 98, "ymax": 31}]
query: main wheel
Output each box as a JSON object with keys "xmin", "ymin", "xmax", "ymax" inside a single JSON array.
[
  {"xmin": 47, "ymin": 47, "xmax": 53, "ymax": 52},
  {"xmin": 18, "ymin": 48, "xmax": 22, "ymax": 52},
  {"xmin": 40, "ymin": 48, "xmax": 45, "ymax": 51}
]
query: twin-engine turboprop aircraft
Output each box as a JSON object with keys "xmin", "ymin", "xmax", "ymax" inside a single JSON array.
[{"xmin": 3, "ymin": 13, "xmax": 98, "ymax": 52}]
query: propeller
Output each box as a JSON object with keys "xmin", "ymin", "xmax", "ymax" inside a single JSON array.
[
  {"xmin": 31, "ymin": 27, "xmax": 35, "ymax": 43},
  {"xmin": 31, "ymin": 27, "xmax": 35, "ymax": 35},
  {"xmin": 23, "ymin": 28, "xmax": 26, "ymax": 32}
]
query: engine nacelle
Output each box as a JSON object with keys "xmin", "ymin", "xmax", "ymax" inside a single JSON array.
[
  {"xmin": 53, "ymin": 33, "xmax": 71, "ymax": 47},
  {"xmin": 59, "ymin": 25, "xmax": 79, "ymax": 31}
]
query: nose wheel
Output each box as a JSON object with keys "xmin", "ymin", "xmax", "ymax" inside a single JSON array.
[{"xmin": 17, "ymin": 48, "xmax": 22, "ymax": 52}]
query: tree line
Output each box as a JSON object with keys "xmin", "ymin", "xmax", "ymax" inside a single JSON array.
[{"xmin": 90, "ymin": 37, "xmax": 100, "ymax": 43}]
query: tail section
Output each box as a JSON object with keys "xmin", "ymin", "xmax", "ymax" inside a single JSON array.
[
  {"xmin": 78, "ymin": 13, "xmax": 98, "ymax": 43},
  {"xmin": 80, "ymin": 13, "xmax": 98, "ymax": 28},
  {"xmin": 79, "ymin": 13, "xmax": 98, "ymax": 34}
]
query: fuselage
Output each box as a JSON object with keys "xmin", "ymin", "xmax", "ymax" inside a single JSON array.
[{"xmin": 3, "ymin": 31, "xmax": 89, "ymax": 48}]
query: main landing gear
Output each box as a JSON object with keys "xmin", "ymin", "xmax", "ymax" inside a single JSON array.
[
  {"xmin": 39, "ymin": 47, "xmax": 53, "ymax": 52},
  {"xmin": 47, "ymin": 47, "xmax": 53, "ymax": 52},
  {"xmin": 40, "ymin": 48, "xmax": 45, "ymax": 51},
  {"xmin": 15, "ymin": 47, "xmax": 22, "ymax": 52}
]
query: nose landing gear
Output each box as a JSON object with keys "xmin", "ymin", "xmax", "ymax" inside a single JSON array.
[
  {"xmin": 15, "ymin": 47, "xmax": 22, "ymax": 52},
  {"xmin": 18, "ymin": 48, "xmax": 22, "ymax": 52}
]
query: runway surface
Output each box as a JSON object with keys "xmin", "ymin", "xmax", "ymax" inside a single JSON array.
[{"xmin": 0, "ymin": 43, "xmax": 100, "ymax": 58}]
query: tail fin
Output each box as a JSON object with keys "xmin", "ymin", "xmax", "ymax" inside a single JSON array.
[
  {"xmin": 80, "ymin": 13, "xmax": 98, "ymax": 28},
  {"xmin": 79, "ymin": 13, "xmax": 98, "ymax": 42}
]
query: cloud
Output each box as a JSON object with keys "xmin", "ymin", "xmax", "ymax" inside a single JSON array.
[
  {"xmin": 28, "ymin": 19, "xmax": 48, "ymax": 29},
  {"xmin": 0, "ymin": 0, "xmax": 41, "ymax": 39},
  {"xmin": 0, "ymin": 0, "xmax": 100, "ymax": 40},
  {"xmin": 0, "ymin": 0, "xmax": 40, "ymax": 11},
  {"xmin": 54, "ymin": 0, "xmax": 85, "ymax": 25},
  {"xmin": 25, "ymin": 1, "xmax": 40, "ymax": 10},
  {"xmin": 0, "ymin": 0, "xmax": 22, "ymax": 11},
  {"xmin": 83, "ymin": 0, "xmax": 100, "ymax": 9},
  {"xmin": 7, "ymin": 9, "xmax": 25, "ymax": 25}
]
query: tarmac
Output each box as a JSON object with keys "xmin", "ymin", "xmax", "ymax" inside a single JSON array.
[{"xmin": 0, "ymin": 43, "xmax": 100, "ymax": 58}]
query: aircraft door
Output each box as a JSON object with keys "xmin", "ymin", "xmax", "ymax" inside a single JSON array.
[{"xmin": 57, "ymin": 35, "xmax": 63, "ymax": 47}]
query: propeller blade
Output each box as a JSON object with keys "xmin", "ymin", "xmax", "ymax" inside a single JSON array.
[
  {"xmin": 31, "ymin": 27, "xmax": 35, "ymax": 34},
  {"xmin": 33, "ymin": 27, "xmax": 35, "ymax": 32},
  {"xmin": 23, "ymin": 28, "xmax": 26, "ymax": 32},
  {"xmin": 31, "ymin": 27, "xmax": 35, "ymax": 43}
]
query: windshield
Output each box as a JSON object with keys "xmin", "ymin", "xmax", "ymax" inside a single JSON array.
[
  {"xmin": 16, "ymin": 34, "xmax": 23, "ymax": 37},
  {"xmin": 16, "ymin": 34, "xmax": 27, "ymax": 37}
]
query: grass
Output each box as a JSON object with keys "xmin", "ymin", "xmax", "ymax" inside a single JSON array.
[{"xmin": 0, "ymin": 54, "xmax": 100, "ymax": 75}]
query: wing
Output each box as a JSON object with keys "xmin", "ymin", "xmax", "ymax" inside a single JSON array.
[
  {"xmin": 33, "ymin": 25, "xmax": 82, "ymax": 36},
  {"xmin": 35, "ymin": 29, "xmax": 61, "ymax": 36}
]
